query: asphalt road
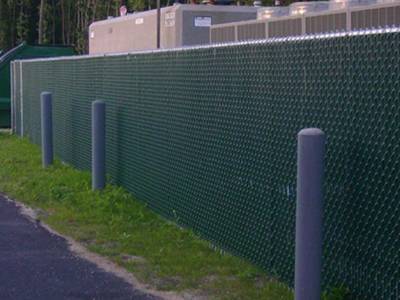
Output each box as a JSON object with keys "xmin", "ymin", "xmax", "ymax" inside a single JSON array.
[{"xmin": 0, "ymin": 194, "xmax": 160, "ymax": 300}]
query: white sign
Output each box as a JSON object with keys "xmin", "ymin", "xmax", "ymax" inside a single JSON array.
[
  {"xmin": 165, "ymin": 19, "xmax": 175, "ymax": 27},
  {"xmin": 165, "ymin": 12, "xmax": 176, "ymax": 27},
  {"xmin": 194, "ymin": 16, "xmax": 212, "ymax": 27},
  {"xmin": 135, "ymin": 18, "xmax": 144, "ymax": 25},
  {"xmin": 165, "ymin": 12, "xmax": 175, "ymax": 20}
]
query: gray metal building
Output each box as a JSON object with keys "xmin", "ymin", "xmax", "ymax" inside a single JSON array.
[{"xmin": 89, "ymin": 4, "xmax": 258, "ymax": 54}]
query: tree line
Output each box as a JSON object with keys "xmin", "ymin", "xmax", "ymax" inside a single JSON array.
[
  {"xmin": 0, "ymin": 0, "xmax": 153, "ymax": 53},
  {"xmin": 0, "ymin": 0, "xmax": 285, "ymax": 54}
]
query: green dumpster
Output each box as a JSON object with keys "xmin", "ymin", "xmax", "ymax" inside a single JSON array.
[
  {"xmin": 0, "ymin": 43, "xmax": 74, "ymax": 128},
  {"xmin": 0, "ymin": 98, "xmax": 10, "ymax": 128}
]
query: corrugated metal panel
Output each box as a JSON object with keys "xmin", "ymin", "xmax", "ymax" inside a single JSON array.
[
  {"xmin": 268, "ymin": 18, "xmax": 302, "ymax": 38},
  {"xmin": 210, "ymin": 26, "xmax": 236, "ymax": 43},
  {"xmin": 237, "ymin": 22, "xmax": 266, "ymax": 41},
  {"xmin": 351, "ymin": 6, "xmax": 400, "ymax": 30},
  {"xmin": 305, "ymin": 13, "xmax": 347, "ymax": 34}
]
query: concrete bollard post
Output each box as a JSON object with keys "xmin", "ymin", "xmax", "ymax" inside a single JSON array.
[
  {"xmin": 295, "ymin": 128, "xmax": 326, "ymax": 300},
  {"xmin": 41, "ymin": 92, "xmax": 53, "ymax": 168},
  {"xmin": 92, "ymin": 100, "xmax": 106, "ymax": 190}
]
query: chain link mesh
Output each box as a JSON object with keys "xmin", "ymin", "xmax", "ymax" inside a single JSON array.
[{"xmin": 13, "ymin": 31, "xmax": 400, "ymax": 299}]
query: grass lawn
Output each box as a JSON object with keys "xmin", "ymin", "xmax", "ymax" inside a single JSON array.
[{"xmin": 0, "ymin": 133, "xmax": 348, "ymax": 299}]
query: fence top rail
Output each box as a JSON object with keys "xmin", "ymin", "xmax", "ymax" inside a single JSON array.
[
  {"xmin": 0, "ymin": 43, "xmax": 26, "ymax": 64},
  {"xmin": 14, "ymin": 26, "xmax": 400, "ymax": 64}
]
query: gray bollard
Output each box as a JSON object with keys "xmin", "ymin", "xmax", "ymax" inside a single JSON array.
[
  {"xmin": 92, "ymin": 100, "xmax": 106, "ymax": 190},
  {"xmin": 295, "ymin": 128, "xmax": 326, "ymax": 300},
  {"xmin": 41, "ymin": 92, "xmax": 53, "ymax": 168}
]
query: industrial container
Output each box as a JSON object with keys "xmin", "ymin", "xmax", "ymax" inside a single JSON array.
[
  {"xmin": 89, "ymin": 4, "xmax": 258, "ymax": 54},
  {"xmin": 210, "ymin": 0, "xmax": 400, "ymax": 43},
  {"xmin": 349, "ymin": 0, "xmax": 400, "ymax": 30}
]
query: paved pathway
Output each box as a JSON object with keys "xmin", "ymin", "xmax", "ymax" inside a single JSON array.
[{"xmin": 0, "ymin": 195, "xmax": 160, "ymax": 300}]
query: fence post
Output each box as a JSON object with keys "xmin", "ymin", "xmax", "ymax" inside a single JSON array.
[
  {"xmin": 92, "ymin": 100, "xmax": 106, "ymax": 190},
  {"xmin": 295, "ymin": 128, "xmax": 326, "ymax": 300},
  {"xmin": 41, "ymin": 92, "xmax": 53, "ymax": 168}
]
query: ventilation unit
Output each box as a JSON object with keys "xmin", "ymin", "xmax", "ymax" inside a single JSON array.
[
  {"xmin": 89, "ymin": 4, "xmax": 258, "ymax": 54},
  {"xmin": 237, "ymin": 22, "xmax": 266, "ymax": 40},
  {"xmin": 305, "ymin": 13, "xmax": 347, "ymax": 34},
  {"xmin": 268, "ymin": 18, "xmax": 303, "ymax": 37},
  {"xmin": 351, "ymin": 5, "xmax": 400, "ymax": 29},
  {"xmin": 210, "ymin": 26, "xmax": 236, "ymax": 43},
  {"xmin": 209, "ymin": 0, "xmax": 400, "ymax": 44},
  {"xmin": 289, "ymin": 1, "xmax": 330, "ymax": 16},
  {"xmin": 257, "ymin": 7, "xmax": 290, "ymax": 20}
]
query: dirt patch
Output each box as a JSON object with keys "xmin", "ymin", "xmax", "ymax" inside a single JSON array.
[
  {"xmin": 100, "ymin": 240, "xmax": 120, "ymax": 249},
  {"xmin": 121, "ymin": 254, "xmax": 148, "ymax": 264},
  {"xmin": 34, "ymin": 207, "xmax": 50, "ymax": 219},
  {"xmin": 150, "ymin": 276, "xmax": 182, "ymax": 290},
  {"xmin": 79, "ymin": 238, "xmax": 97, "ymax": 247}
]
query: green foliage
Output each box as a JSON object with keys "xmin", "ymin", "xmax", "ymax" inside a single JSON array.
[
  {"xmin": 0, "ymin": 132, "xmax": 290, "ymax": 298},
  {"xmin": 322, "ymin": 286, "xmax": 352, "ymax": 300}
]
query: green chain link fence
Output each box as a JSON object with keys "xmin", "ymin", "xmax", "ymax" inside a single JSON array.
[{"xmin": 12, "ymin": 30, "xmax": 400, "ymax": 299}]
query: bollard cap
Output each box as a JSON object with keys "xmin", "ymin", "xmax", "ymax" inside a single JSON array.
[
  {"xmin": 41, "ymin": 91, "xmax": 52, "ymax": 97},
  {"xmin": 298, "ymin": 128, "xmax": 325, "ymax": 137},
  {"xmin": 92, "ymin": 100, "xmax": 106, "ymax": 107}
]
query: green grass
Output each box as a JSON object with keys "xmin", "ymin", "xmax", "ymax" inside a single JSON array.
[{"xmin": 0, "ymin": 133, "xmax": 349, "ymax": 299}]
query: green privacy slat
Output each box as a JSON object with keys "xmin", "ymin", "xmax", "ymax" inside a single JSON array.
[{"xmin": 15, "ymin": 31, "xmax": 400, "ymax": 300}]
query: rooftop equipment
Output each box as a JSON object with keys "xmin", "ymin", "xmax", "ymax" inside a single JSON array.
[
  {"xmin": 89, "ymin": 4, "xmax": 258, "ymax": 54},
  {"xmin": 210, "ymin": 0, "xmax": 400, "ymax": 43},
  {"xmin": 289, "ymin": 1, "xmax": 330, "ymax": 16},
  {"xmin": 257, "ymin": 7, "xmax": 290, "ymax": 19},
  {"xmin": 330, "ymin": 0, "xmax": 385, "ymax": 9}
]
